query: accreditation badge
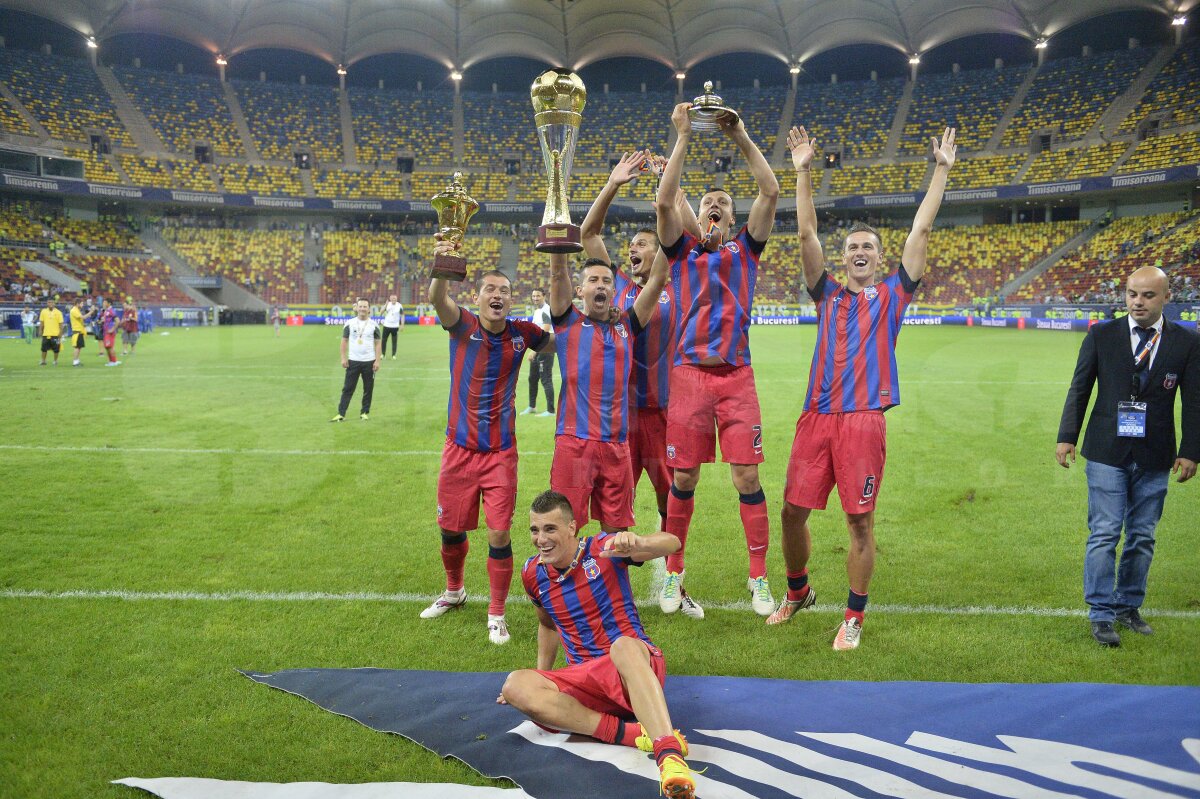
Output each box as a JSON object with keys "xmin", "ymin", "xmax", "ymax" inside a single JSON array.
[{"xmin": 1117, "ymin": 401, "xmax": 1147, "ymax": 438}]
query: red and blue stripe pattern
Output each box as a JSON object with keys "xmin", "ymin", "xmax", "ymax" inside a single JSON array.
[
  {"xmin": 553, "ymin": 306, "xmax": 640, "ymax": 442},
  {"xmin": 803, "ymin": 269, "xmax": 917, "ymax": 414},
  {"xmin": 664, "ymin": 226, "xmax": 762, "ymax": 367},
  {"xmin": 614, "ymin": 271, "xmax": 676, "ymax": 410},
  {"xmin": 446, "ymin": 308, "xmax": 547, "ymax": 451},
  {"xmin": 522, "ymin": 533, "xmax": 654, "ymax": 665}
]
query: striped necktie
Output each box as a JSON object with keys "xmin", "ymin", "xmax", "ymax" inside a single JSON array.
[{"xmin": 1133, "ymin": 326, "xmax": 1153, "ymax": 394}]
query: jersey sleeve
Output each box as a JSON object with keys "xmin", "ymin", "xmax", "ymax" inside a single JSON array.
[
  {"xmin": 521, "ymin": 557, "xmax": 543, "ymax": 606},
  {"xmin": 662, "ymin": 231, "xmax": 696, "ymax": 261},
  {"xmin": 896, "ymin": 264, "xmax": 920, "ymax": 295},
  {"xmin": 625, "ymin": 308, "xmax": 646, "ymax": 339},
  {"xmin": 808, "ymin": 270, "xmax": 830, "ymax": 303},
  {"xmin": 551, "ymin": 305, "xmax": 578, "ymax": 329},
  {"xmin": 342, "ymin": 324, "xmax": 351, "ymax": 339},
  {"xmin": 739, "ymin": 225, "xmax": 767, "ymax": 256},
  {"xmin": 446, "ymin": 306, "xmax": 478, "ymax": 338},
  {"xmin": 514, "ymin": 319, "xmax": 549, "ymax": 351}
]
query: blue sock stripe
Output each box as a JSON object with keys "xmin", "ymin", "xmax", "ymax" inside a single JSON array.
[
  {"xmin": 488, "ymin": 543, "xmax": 513, "ymax": 560},
  {"xmin": 441, "ymin": 532, "xmax": 468, "ymax": 547},
  {"xmin": 847, "ymin": 590, "xmax": 868, "ymax": 612},
  {"xmin": 739, "ymin": 488, "xmax": 766, "ymax": 505},
  {"xmin": 670, "ymin": 485, "xmax": 695, "ymax": 501},
  {"xmin": 787, "ymin": 573, "xmax": 809, "ymax": 592}
]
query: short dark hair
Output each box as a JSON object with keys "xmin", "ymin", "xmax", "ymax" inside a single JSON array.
[
  {"xmin": 581, "ymin": 257, "xmax": 614, "ymax": 275},
  {"xmin": 633, "ymin": 227, "xmax": 659, "ymax": 243},
  {"xmin": 844, "ymin": 222, "xmax": 882, "ymax": 250},
  {"xmin": 530, "ymin": 490, "xmax": 574, "ymax": 521},
  {"xmin": 702, "ymin": 187, "xmax": 737, "ymax": 216},
  {"xmin": 475, "ymin": 269, "xmax": 512, "ymax": 290}
]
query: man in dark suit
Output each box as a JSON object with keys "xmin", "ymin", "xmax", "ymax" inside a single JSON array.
[{"xmin": 1056, "ymin": 266, "xmax": 1198, "ymax": 647}]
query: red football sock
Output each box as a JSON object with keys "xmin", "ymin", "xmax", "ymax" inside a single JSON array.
[
  {"xmin": 739, "ymin": 496, "xmax": 770, "ymax": 579},
  {"xmin": 592, "ymin": 713, "xmax": 620, "ymax": 745},
  {"xmin": 486, "ymin": 544, "xmax": 513, "ymax": 616},
  {"xmin": 665, "ymin": 490, "xmax": 694, "ymax": 573},
  {"xmin": 786, "ymin": 569, "xmax": 810, "ymax": 603},
  {"xmin": 652, "ymin": 733, "xmax": 684, "ymax": 767},
  {"xmin": 440, "ymin": 534, "xmax": 469, "ymax": 592}
]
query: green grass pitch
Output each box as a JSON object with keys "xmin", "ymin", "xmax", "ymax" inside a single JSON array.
[{"xmin": 1, "ymin": 322, "xmax": 1197, "ymax": 796}]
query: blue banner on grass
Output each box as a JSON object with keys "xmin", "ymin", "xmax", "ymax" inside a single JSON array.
[{"xmin": 243, "ymin": 669, "xmax": 1200, "ymax": 799}]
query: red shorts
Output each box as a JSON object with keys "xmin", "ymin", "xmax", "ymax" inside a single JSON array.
[
  {"xmin": 665, "ymin": 364, "xmax": 764, "ymax": 468},
  {"xmin": 785, "ymin": 411, "xmax": 886, "ymax": 514},
  {"xmin": 550, "ymin": 435, "xmax": 635, "ymax": 529},
  {"xmin": 436, "ymin": 439, "xmax": 519, "ymax": 532},
  {"xmin": 628, "ymin": 405, "xmax": 672, "ymax": 496},
  {"xmin": 102, "ymin": 333, "xmax": 116, "ymax": 349},
  {"xmin": 537, "ymin": 642, "xmax": 666, "ymax": 719}
]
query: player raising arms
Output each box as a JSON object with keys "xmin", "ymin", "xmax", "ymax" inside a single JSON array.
[
  {"xmin": 547, "ymin": 231, "xmax": 668, "ymax": 535},
  {"xmin": 770, "ymin": 125, "xmax": 956, "ymax": 649},
  {"xmin": 655, "ymin": 102, "xmax": 780, "ymax": 616},
  {"xmin": 579, "ymin": 150, "xmax": 699, "ymax": 613},
  {"xmin": 420, "ymin": 236, "xmax": 555, "ymax": 645},
  {"xmin": 500, "ymin": 490, "xmax": 696, "ymax": 799}
]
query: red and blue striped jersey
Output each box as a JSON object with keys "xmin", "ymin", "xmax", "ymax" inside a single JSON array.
[
  {"xmin": 614, "ymin": 269, "xmax": 676, "ymax": 410},
  {"xmin": 663, "ymin": 225, "xmax": 764, "ymax": 368},
  {"xmin": 445, "ymin": 307, "xmax": 547, "ymax": 452},
  {"xmin": 804, "ymin": 268, "xmax": 918, "ymax": 414},
  {"xmin": 522, "ymin": 533, "xmax": 655, "ymax": 665},
  {"xmin": 553, "ymin": 305, "xmax": 643, "ymax": 442}
]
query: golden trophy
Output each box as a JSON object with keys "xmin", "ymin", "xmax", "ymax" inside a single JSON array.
[
  {"xmin": 530, "ymin": 69, "xmax": 586, "ymax": 253},
  {"xmin": 688, "ymin": 81, "xmax": 740, "ymax": 132},
  {"xmin": 429, "ymin": 171, "xmax": 479, "ymax": 281}
]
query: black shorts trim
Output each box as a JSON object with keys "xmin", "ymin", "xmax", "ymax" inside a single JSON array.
[
  {"xmin": 42, "ymin": 336, "xmax": 61, "ymax": 353},
  {"xmin": 73, "ymin": 333, "xmax": 86, "ymax": 348}
]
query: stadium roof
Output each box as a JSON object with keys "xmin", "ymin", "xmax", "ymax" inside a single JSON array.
[{"xmin": 5, "ymin": 0, "xmax": 1198, "ymax": 71}]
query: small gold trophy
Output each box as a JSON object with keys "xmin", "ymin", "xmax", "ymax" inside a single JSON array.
[
  {"xmin": 429, "ymin": 172, "xmax": 479, "ymax": 281},
  {"xmin": 688, "ymin": 81, "xmax": 740, "ymax": 133},
  {"xmin": 531, "ymin": 69, "xmax": 587, "ymax": 253}
]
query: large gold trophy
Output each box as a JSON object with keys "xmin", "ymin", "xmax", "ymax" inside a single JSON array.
[
  {"xmin": 429, "ymin": 172, "xmax": 479, "ymax": 281},
  {"xmin": 530, "ymin": 69, "xmax": 586, "ymax": 253},
  {"xmin": 688, "ymin": 81, "xmax": 740, "ymax": 132}
]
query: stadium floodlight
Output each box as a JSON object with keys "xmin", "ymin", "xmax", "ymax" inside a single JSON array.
[
  {"xmin": 789, "ymin": 64, "xmax": 801, "ymax": 75},
  {"xmin": 215, "ymin": 54, "xmax": 228, "ymax": 66},
  {"xmin": 675, "ymin": 71, "xmax": 686, "ymax": 80},
  {"xmin": 1034, "ymin": 38, "xmax": 1048, "ymax": 49},
  {"xmin": 86, "ymin": 37, "xmax": 98, "ymax": 49},
  {"xmin": 450, "ymin": 69, "xmax": 463, "ymax": 82},
  {"xmin": 908, "ymin": 54, "xmax": 920, "ymax": 65},
  {"xmin": 1172, "ymin": 15, "xmax": 1187, "ymax": 26},
  {"xmin": 337, "ymin": 64, "xmax": 347, "ymax": 76}
]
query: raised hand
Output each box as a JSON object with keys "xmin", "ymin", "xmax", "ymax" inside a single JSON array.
[
  {"xmin": 609, "ymin": 150, "xmax": 648, "ymax": 186},
  {"xmin": 787, "ymin": 125, "xmax": 818, "ymax": 171},
  {"xmin": 671, "ymin": 102, "xmax": 692, "ymax": 136},
  {"xmin": 931, "ymin": 126, "xmax": 957, "ymax": 169},
  {"xmin": 716, "ymin": 111, "xmax": 745, "ymax": 138}
]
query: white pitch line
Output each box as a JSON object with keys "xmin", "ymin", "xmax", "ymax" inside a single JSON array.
[
  {"xmin": 4, "ymin": 588, "xmax": 1200, "ymax": 619},
  {"xmin": 0, "ymin": 444, "xmax": 553, "ymax": 457}
]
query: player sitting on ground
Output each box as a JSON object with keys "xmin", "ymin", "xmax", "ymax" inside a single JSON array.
[
  {"xmin": 770, "ymin": 125, "xmax": 956, "ymax": 650},
  {"xmin": 655, "ymin": 101, "xmax": 781, "ymax": 617},
  {"xmin": 421, "ymin": 236, "xmax": 556, "ymax": 645},
  {"xmin": 547, "ymin": 236, "xmax": 668, "ymax": 535},
  {"xmin": 499, "ymin": 490, "xmax": 696, "ymax": 799}
]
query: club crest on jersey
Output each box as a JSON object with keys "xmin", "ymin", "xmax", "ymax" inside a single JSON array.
[
  {"xmin": 725, "ymin": 241, "xmax": 740, "ymax": 254},
  {"xmin": 864, "ymin": 286, "xmax": 879, "ymax": 300},
  {"xmin": 666, "ymin": 445, "xmax": 676, "ymax": 460},
  {"xmin": 1163, "ymin": 372, "xmax": 1177, "ymax": 390},
  {"xmin": 582, "ymin": 557, "xmax": 600, "ymax": 580},
  {"xmin": 658, "ymin": 291, "xmax": 670, "ymax": 304},
  {"xmin": 614, "ymin": 323, "xmax": 627, "ymax": 339},
  {"xmin": 512, "ymin": 336, "xmax": 525, "ymax": 353}
]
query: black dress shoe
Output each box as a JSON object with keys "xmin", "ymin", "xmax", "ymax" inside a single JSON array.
[
  {"xmin": 1090, "ymin": 621, "xmax": 1120, "ymax": 647},
  {"xmin": 1115, "ymin": 609, "xmax": 1153, "ymax": 635}
]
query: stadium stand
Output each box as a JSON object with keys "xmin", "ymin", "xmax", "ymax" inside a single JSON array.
[
  {"xmin": 1013, "ymin": 212, "xmax": 1192, "ymax": 302},
  {"xmin": 1068, "ymin": 141, "xmax": 1130, "ymax": 178},
  {"xmin": 946, "ymin": 153, "xmax": 1025, "ymax": 189},
  {"xmin": 462, "ymin": 91, "xmax": 541, "ymax": 169},
  {"xmin": 901, "ymin": 64, "xmax": 1029, "ymax": 154},
  {"xmin": 235, "ymin": 80, "xmax": 343, "ymax": 163},
  {"xmin": 1002, "ymin": 47, "xmax": 1153, "ymax": 147},
  {"xmin": 0, "ymin": 246, "xmax": 42, "ymax": 299},
  {"xmin": 322, "ymin": 231, "xmax": 503, "ymax": 304},
  {"xmin": 1104, "ymin": 212, "xmax": 1200, "ymax": 275},
  {"xmin": 827, "ymin": 162, "xmax": 927, "ymax": 196},
  {"xmin": 63, "ymin": 253, "xmax": 195, "ymax": 305},
  {"xmin": 0, "ymin": 95, "xmax": 33, "ymax": 136},
  {"xmin": 686, "ymin": 86, "xmax": 787, "ymax": 169},
  {"xmin": 117, "ymin": 154, "xmax": 175, "ymax": 188},
  {"xmin": 162, "ymin": 226, "xmax": 307, "ymax": 303},
  {"xmin": 1119, "ymin": 39, "xmax": 1200, "ymax": 133},
  {"xmin": 48, "ymin": 216, "xmax": 146, "ymax": 252},
  {"xmin": 573, "ymin": 91, "xmax": 672, "ymax": 166},
  {"xmin": 215, "ymin": 163, "xmax": 305, "ymax": 197},
  {"xmin": 1117, "ymin": 129, "xmax": 1200, "ymax": 172},
  {"xmin": 349, "ymin": 87, "xmax": 454, "ymax": 167},
  {"xmin": 0, "ymin": 210, "xmax": 48, "ymax": 245},
  {"xmin": 1023, "ymin": 146, "xmax": 1079, "ymax": 184},
  {"xmin": 168, "ymin": 159, "xmax": 220, "ymax": 192},
  {"xmin": 114, "ymin": 65, "xmax": 244, "ymax": 156},
  {"xmin": 793, "ymin": 78, "xmax": 905, "ymax": 160},
  {"xmin": 0, "ymin": 49, "xmax": 133, "ymax": 146},
  {"xmin": 411, "ymin": 171, "xmax": 510, "ymax": 203},
  {"xmin": 64, "ymin": 146, "xmax": 121, "ymax": 184},
  {"xmin": 312, "ymin": 169, "xmax": 406, "ymax": 200}
]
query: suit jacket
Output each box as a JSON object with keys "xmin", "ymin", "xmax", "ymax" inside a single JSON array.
[{"xmin": 1058, "ymin": 318, "xmax": 1200, "ymax": 470}]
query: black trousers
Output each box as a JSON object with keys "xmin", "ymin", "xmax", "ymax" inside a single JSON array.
[
  {"xmin": 381, "ymin": 325, "xmax": 399, "ymax": 356},
  {"xmin": 338, "ymin": 360, "xmax": 375, "ymax": 415},
  {"xmin": 528, "ymin": 351, "xmax": 555, "ymax": 411}
]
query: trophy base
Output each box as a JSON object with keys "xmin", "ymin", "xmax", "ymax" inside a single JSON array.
[
  {"xmin": 535, "ymin": 224, "xmax": 583, "ymax": 254},
  {"xmin": 430, "ymin": 253, "xmax": 468, "ymax": 282},
  {"xmin": 688, "ymin": 107, "xmax": 740, "ymax": 133}
]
